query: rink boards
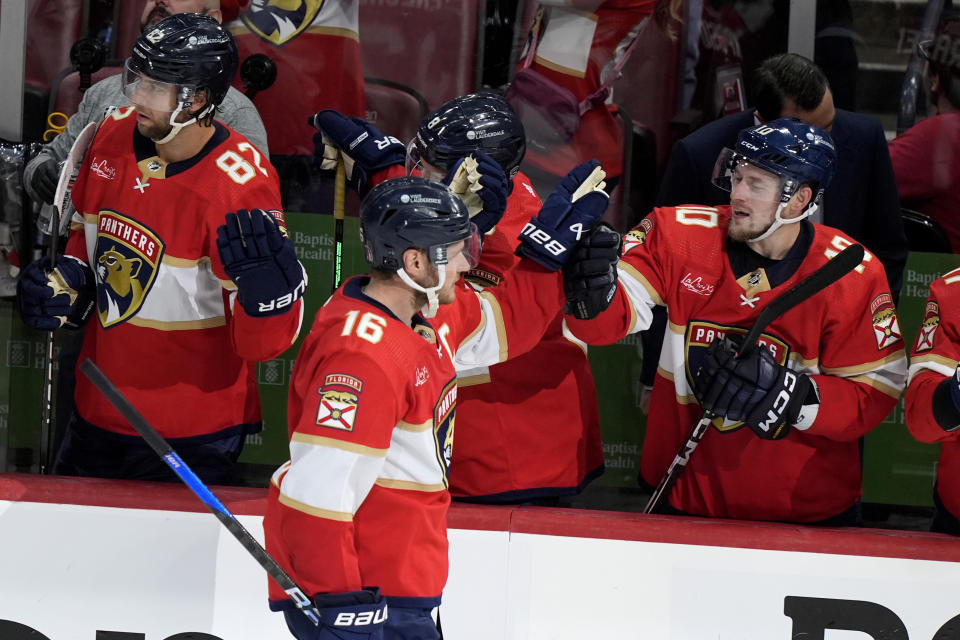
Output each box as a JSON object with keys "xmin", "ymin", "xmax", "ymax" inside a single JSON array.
[{"xmin": 1, "ymin": 474, "xmax": 959, "ymax": 639}]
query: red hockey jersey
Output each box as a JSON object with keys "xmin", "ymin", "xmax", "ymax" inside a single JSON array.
[
  {"xmin": 567, "ymin": 205, "xmax": 907, "ymax": 522},
  {"xmin": 905, "ymin": 268, "xmax": 960, "ymax": 520},
  {"xmin": 66, "ymin": 108, "xmax": 302, "ymax": 439},
  {"xmin": 228, "ymin": 0, "xmax": 365, "ymax": 156},
  {"xmin": 264, "ymin": 260, "xmax": 564, "ymax": 605},
  {"xmin": 450, "ymin": 172, "xmax": 604, "ymax": 500}
]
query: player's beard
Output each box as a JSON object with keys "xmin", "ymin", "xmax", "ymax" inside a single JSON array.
[
  {"xmin": 727, "ymin": 209, "xmax": 774, "ymax": 243},
  {"xmin": 137, "ymin": 114, "xmax": 174, "ymax": 142},
  {"xmin": 141, "ymin": 6, "xmax": 172, "ymax": 32}
]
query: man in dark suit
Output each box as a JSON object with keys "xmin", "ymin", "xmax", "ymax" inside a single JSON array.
[
  {"xmin": 637, "ymin": 53, "xmax": 906, "ymax": 416},
  {"xmin": 657, "ymin": 53, "xmax": 906, "ymax": 297}
]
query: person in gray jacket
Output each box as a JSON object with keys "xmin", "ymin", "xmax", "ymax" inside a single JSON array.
[{"xmin": 24, "ymin": 0, "xmax": 268, "ymax": 205}]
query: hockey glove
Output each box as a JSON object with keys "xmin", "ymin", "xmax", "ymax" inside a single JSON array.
[
  {"xmin": 17, "ymin": 255, "xmax": 95, "ymax": 330},
  {"xmin": 310, "ymin": 110, "xmax": 405, "ymax": 197},
  {"xmin": 443, "ymin": 152, "xmax": 509, "ymax": 235},
  {"xmin": 693, "ymin": 336, "xmax": 812, "ymax": 440},
  {"xmin": 930, "ymin": 364, "xmax": 960, "ymax": 432},
  {"xmin": 516, "ymin": 159, "xmax": 609, "ymax": 271},
  {"xmin": 31, "ymin": 157, "xmax": 60, "ymax": 204},
  {"xmin": 282, "ymin": 588, "xmax": 387, "ymax": 640},
  {"xmin": 217, "ymin": 209, "xmax": 306, "ymax": 318},
  {"xmin": 563, "ymin": 222, "xmax": 621, "ymax": 320}
]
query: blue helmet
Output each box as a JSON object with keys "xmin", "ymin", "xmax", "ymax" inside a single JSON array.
[
  {"xmin": 717, "ymin": 117, "xmax": 837, "ymax": 204},
  {"xmin": 409, "ymin": 92, "xmax": 526, "ymax": 179},
  {"xmin": 360, "ymin": 177, "xmax": 475, "ymax": 272},
  {"xmin": 128, "ymin": 13, "xmax": 239, "ymax": 109}
]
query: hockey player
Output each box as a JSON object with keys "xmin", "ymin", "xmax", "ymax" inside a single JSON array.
[
  {"xmin": 263, "ymin": 166, "xmax": 609, "ymax": 640},
  {"xmin": 16, "ymin": 14, "xmax": 304, "ymax": 483},
  {"xmin": 406, "ymin": 92, "xmax": 611, "ymax": 504},
  {"xmin": 904, "ymin": 270, "xmax": 960, "ymax": 535},
  {"xmin": 24, "ymin": 0, "xmax": 268, "ymax": 207},
  {"xmin": 564, "ymin": 117, "xmax": 907, "ymax": 524}
]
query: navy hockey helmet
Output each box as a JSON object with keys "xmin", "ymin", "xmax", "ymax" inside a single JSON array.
[
  {"xmin": 360, "ymin": 177, "xmax": 480, "ymax": 273},
  {"xmin": 713, "ymin": 117, "xmax": 837, "ymax": 205},
  {"xmin": 408, "ymin": 92, "xmax": 526, "ymax": 179},
  {"xmin": 125, "ymin": 13, "xmax": 238, "ymax": 111}
]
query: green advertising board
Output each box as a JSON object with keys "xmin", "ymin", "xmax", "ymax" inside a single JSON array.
[{"xmin": 1, "ymin": 225, "xmax": 958, "ymax": 508}]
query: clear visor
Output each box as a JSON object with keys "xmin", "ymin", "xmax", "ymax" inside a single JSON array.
[
  {"xmin": 711, "ymin": 148, "xmax": 792, "ymax": 205},
  {"xmin": 405, "ymin": 140, "xmax": 447, "ymax": 181},
  {"xmin": 122, "ymin": 59, "xmax": 194, "ymax": 112},
  {"xmin": 430, "ymin": 222, "xmax": 481, "ymax": 270}
]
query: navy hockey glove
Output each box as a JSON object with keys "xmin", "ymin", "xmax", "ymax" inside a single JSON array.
[
  {"xmin": 516, "ymin": 159, "xmax": 609, "ymax": 271},
  {"xmin": 217, "ymin": 209, "xmax": 306, "ymax": 318},
  {"xmin": 563, "ymin": 222, "xmax": 621, "ymax": 320},
  {"xmin": 310, "ymin": 110, "xmax": 405, "ymax": 197},
  {"xmin": 281, "ymin": 588, "xmax": 387, "ymax": 640},
  {"xmin": 443, "ymin": 152, "xmax": 509, "ymax": 235},
  {"xmin": 693, "ymin": 336, "xmax": 813, "ymax": 440},
  {"xmin": 17, "ymin": 255, "xmax": 95, "ymax": 330}
]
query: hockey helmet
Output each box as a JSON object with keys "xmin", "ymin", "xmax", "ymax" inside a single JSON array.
[
  {"xmin": 712, "ymin": 117, "xmax": 837, "ymax": 206},
  {"xmin": 407, "ymin": 92, "xmax": 526, "ymax": 180},
  {"xmin": 360, "ymin": 177, "xmax": 480, "ymax": 273},
  {"xmin": 123, "ymin": 13, "xmax": 238, "ymax": 113}
]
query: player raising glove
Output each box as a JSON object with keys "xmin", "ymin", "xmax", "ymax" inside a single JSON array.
[
  {"xmin": 217, "ymin": 209, "xmax": 306, "ymax": 318},
  {"xmin": 443, "ymin": 151, "xmax": 509, "ymax": 235},
  {"xmin": 562, "ymin": 222, "xmax": 621, "ymax": 320},
  {"xmin": 693, "ymin": 336, "xmax": 818, "ymax": 440},
  {"xmin": 17, "ymin": 255, "xmax": 95, "ymax": 331},
  {"xmin": 310, "ymin": 110, "xmax": 405, "ymax": 197},
  {"xmin": 516, "ymin": 159, "xmax": 609, "ymax": 271}
]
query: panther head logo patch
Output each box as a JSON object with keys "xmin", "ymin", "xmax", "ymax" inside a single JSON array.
[
  {"xmin": 94, "ymin": 211, "xmax": 164, "ymax": 328},
  {"xmin": 241, "ymin": 0, "xmax": 326, "ymax": 46}
]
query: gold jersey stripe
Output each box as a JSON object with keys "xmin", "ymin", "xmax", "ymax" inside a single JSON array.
[
  {"xmin": 278, "ymin": 492, "xmax": 353, "ymax": 522},
  {"xmin": 292, "ymin": 432, "xmax": 388, "ymax": 457},
  {"xmin": 375, "ymin": 478, "xmax": 446, "ymax": 492}
]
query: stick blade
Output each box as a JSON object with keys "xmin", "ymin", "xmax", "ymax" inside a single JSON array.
[{"xmin": 52, "ymin": 122, "xmax": 98, "ymax": 235}]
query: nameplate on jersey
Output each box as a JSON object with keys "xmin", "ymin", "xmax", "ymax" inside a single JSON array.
[
  {"xmin": 240, "ymin": 0, "xmax": 325, "ymax": 45},
  {"xmin": 315, "ymin": 374, "xmax": 364, "ymax": 432},
  {"xmin": 914, "ymin": 301, "xmax": 940, "ymax": 353},
  {"xmin": 685, "ymin": 320, "xmax": 792, "ymax": 432},
  {"xmin": 433, "ymin": 379, "xmax": 457, "ymax": 483},
  {"xmin": 94, "ymin": 210, "xmax": 166, "ymax": 328},
  {"xmin": 870, "ymin": 293, "xmax": 902, "ymax": 350}
]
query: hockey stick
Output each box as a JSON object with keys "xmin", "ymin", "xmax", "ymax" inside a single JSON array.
[
  {"xmin": 332, "ymin": 158, "xmax": 346, "ymax": 293},
  {"xmin": 642, "ymin": 242, "xmax": 866, "ymax": 514},
  {"xmin": 39, "ymin": 121, "xmax": 98, "ymax": 473},
  {"xmin": 77, "ymin": 359, "xmax": 322, "ymax": 626}
]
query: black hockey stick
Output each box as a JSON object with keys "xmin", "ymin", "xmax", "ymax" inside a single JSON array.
[
  {"xmin": 78, "ymin": 359, "xmax": 322, "ymax": 626},
  {"xmin": 642, "ymin": 242, "xmax": 866, "ymax": 514}
]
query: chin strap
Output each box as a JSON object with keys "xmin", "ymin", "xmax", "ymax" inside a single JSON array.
[
  {"xmin": 397, "ymin": 264, "xmax": 447, "ymax": 318},
  {"xmin": 151, "ymin": 103, "xmax": 214, "ymax": 145},
  {"xmin": 747, "ymin": 200, "xmax": 820, "ymax": 244}
]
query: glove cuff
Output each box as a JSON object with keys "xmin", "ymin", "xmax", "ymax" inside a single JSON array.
[{"xmin": 935, "ymin": 376, "xmax": 960, "ymax": 432}]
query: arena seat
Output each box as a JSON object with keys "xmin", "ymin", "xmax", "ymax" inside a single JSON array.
[
  {"xmin": 364, "ymin": 77, "xmax": 429, "ymax": 144},
  {"xmin": 902, "ymin": 208, "xmax": 953, "ymax": 254},
  {"xmin": 47, "ymin": 64, "xmax": 124, "ymax": 118},
  {"xmin": 358, "ymin": 0, "xmax": 486, "ymax": 109},
  {"xmin": 24, "ymin": 0, "xmax": 85, "ymax": 93}
]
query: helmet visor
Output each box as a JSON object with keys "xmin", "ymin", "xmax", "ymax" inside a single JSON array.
[
  {"xmin": 431, "ymin": 222, "xmax": 481, "ymax": 270},
  {"xmin": 711, "ymin": 148, "xmax": 788, "ymax": 205},
  {"xmin": 122, "ymin": 58, "xmax": 194, "ymax": 112},
  {"xmin": 406, "ymin": 139, "xmax": 447, "ymax": 181}
]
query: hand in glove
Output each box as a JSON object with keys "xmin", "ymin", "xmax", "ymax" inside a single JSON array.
[
  {"xmin": 31, "ymin": 157, "xmax": 60, "ymax": 204},
  {"xmin": 310, "ymin": 110, "xmax": 405, "ymax": 197},
  {"xmin": 443, "ymin": 151, "xmax": 509, "ymax": 235},
  {"xmin": 693, "ymin": 335, "xmax": 814, "ymax": 440},
  {"xmin": 17, "ymin": 255, "xmax": 95, "ymax": 330},
  {"xmin": 515, "ymin": 159, "xmax": 609, "ymax": 271},
  {"xmin": 217, "ymin": 209, "xmax": 306, "ymax": 317},
  {"xmin": 563, "ymin": 222, "xmax": 621, "ymax": 320}
]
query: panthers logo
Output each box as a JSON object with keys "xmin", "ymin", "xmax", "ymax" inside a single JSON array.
[
  {"xmin": 241, "ymin": 0, "xmax": 326, "ymax": 46},
  {"xmin": 433, "ymin": 379, "xmax": 457, "ymax": 485},
  {"xmin": 94, "ymin": 211, "xmax": 164, "ymax": 328}
]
